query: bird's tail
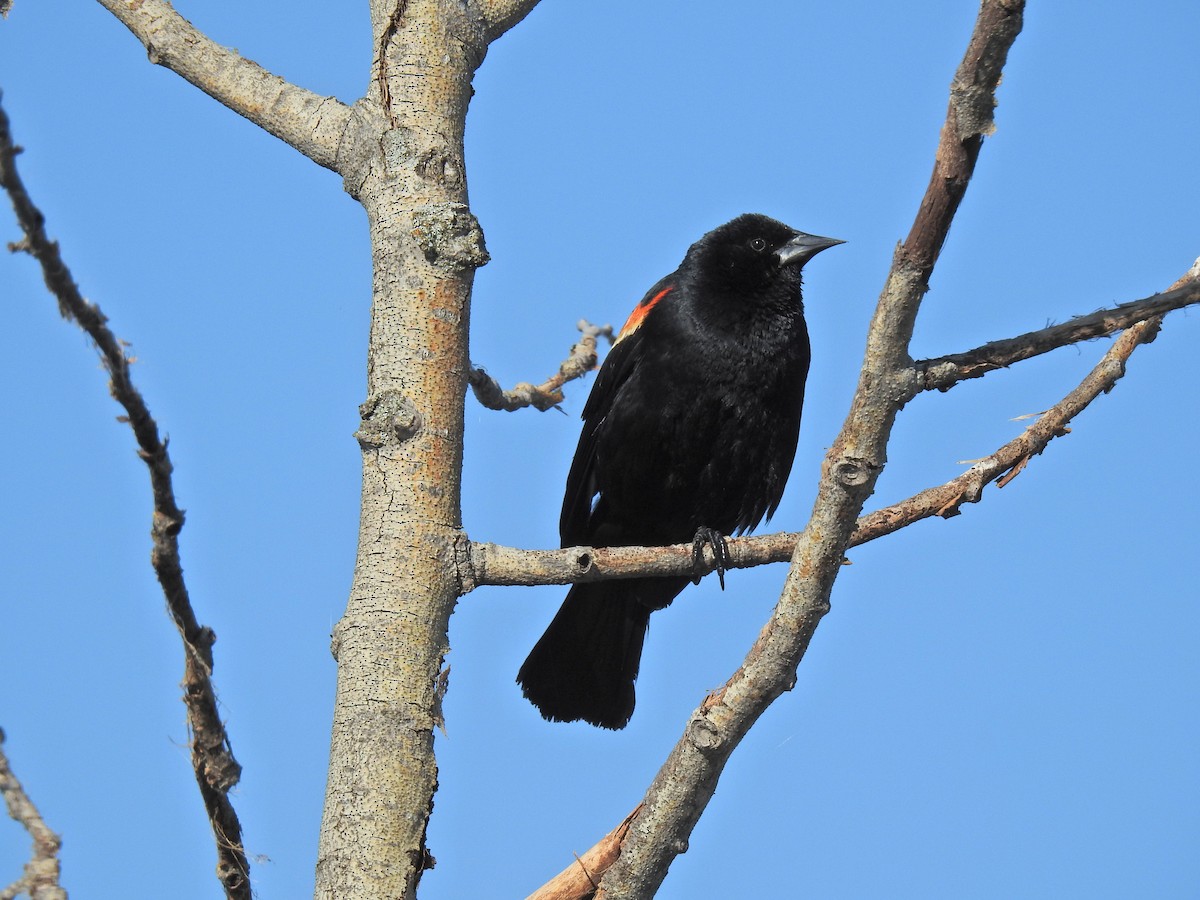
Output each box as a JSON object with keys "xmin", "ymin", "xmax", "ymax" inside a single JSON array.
[{"xmin": 517, "ymin": 577, "xmax": 686, "ymax": 729}]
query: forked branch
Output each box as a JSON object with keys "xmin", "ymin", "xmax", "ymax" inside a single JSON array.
[{"xmin": 479, "ymin": 0, "xmax": 544, "ymax": 41}]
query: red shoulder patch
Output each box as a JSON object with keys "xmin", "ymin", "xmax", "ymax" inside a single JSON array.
[{"xmin": 615, "ymin": 285, "xmax": 674, "ymax": 344}]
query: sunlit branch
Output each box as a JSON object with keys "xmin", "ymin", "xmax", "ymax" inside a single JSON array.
[
  {"xmin": 95, "ymin": 0, "xmax": 351, "ymax": 171},
  {"xmin": 918, "ymin": 276, "xmax": 1200, "ymax": 393},
  {"xmin": 468, "ymin": 319, "xmax": 612, "ymax": 412}
]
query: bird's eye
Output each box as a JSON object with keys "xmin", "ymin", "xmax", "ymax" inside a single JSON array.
[{"xmin": 749, "ymin": 237, "xmax": 768, "ymax": 252}]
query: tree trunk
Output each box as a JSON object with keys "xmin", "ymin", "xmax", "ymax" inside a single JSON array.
[{"xmin": 315, "ymin": 1, "xmax": 490, "ymax": 895}]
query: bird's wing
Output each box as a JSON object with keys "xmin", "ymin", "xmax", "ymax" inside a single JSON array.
[{"xmin": 558, "ymin": 277, "xmax": 675, "ymax": 547}]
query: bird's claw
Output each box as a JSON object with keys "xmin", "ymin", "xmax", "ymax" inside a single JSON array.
[{"xmin": 692, "ymin": 526, "xmax": 730, "ymax": 589}]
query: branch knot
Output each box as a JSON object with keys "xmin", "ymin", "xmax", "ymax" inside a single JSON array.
[
  {"xmin": 411, "ymin": 203, "xmax": 489, "ymax": 271},
  {"xmin": 356, "ymin": 390, "xmax": 423, "ymax": 448},
  {"xmin": 833, "ymin": 458, "xmax": 875, "ymax": 489}
]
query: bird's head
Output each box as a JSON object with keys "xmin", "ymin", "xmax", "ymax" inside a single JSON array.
[{"xmin": 684, "ymin": 213, "xmax": 843, "ymax": 306}]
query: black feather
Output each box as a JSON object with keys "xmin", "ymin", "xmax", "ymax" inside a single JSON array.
[{"xmin": 518, "ymin": 213, "xmax": 842, "ymax": 728}]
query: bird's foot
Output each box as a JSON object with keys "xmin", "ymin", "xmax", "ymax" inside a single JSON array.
[{"xmin": 691, "ymin": 526, "xmax": 730, "ymax": 589}]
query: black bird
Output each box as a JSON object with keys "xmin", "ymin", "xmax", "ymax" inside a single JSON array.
[{"xmin": 517, "ymin": 213, "xmax": 842, "ymax": 729}]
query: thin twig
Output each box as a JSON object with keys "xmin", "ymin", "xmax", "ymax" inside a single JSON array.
[
  {"xmin": 917, "ymin": 278, "xmax": 1200, "ymax": 393},
  {"xmin": 856, "ymin": 316, "xmax": 1166, "ymax": 541},
  {"xmin": 0, "ymin": 730, "xmax": 66, "ymax": 900},
  {"xmin": 0, "ymin": 96, "xmax": 250, "ymax": 900},
  {"xmin": 469, "ymin": 319, "xmax": 613, "ymax": 411}
]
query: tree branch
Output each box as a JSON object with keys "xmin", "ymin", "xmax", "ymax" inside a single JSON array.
[
  {"xmin": 597, "ymin": 3, "xmax": 1025, "ymax": 896},
  {"xmin": 0, "ymin": 97, "xmax": 250, "ymax": 900},
  {"xmin": 0, "ymin": 731, "xmax": 66, "ymax": 900},
  {"xmin": 317, "ymin": 3, "xmax": 492, "ymax": 895},
  {"xmin": 94, "ymin": 0, "xmax": 352, "ymax": 171},
  {"xmin": 917, "ymin": 274, "xmax": 1200, "ymax": 393},
  {"xmin": 856, "ymin": 316, "xmax": 1167, "ymax": 539},
  {"xmin": 466, "ymin": 259, "xmax": 1200, "ymax": 589},
  {"xmin": 479, "ymin": 0, "xmax": 543, "ymax": 42},
  {"xmin": 527, "ymin": 805, "xmax": 642, "ymax": 900},
  {"xmin": 467, "ymin": 284, "xmax": 1153, "ymax": 583},
  {"xmin": 468, "ymin": 319, "xmax": 612, "ymax": 411}
]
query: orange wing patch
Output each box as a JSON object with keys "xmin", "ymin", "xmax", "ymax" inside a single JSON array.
[{"xmin": 615, "ymin": 285, "xmax": 674, "ymax": 344}]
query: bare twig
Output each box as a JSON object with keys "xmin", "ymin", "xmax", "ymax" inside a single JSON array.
[
  {"xmin": 856, "ymin": 317, "xmax": 1165, "ymax": 540},
  {"xmin": 0, "ymin": 731, "xmax": 66, "ymax": 900},
  {"xmin": 917, "ymin": 277, "xmax": 1200, "ymax": 392},
  {"xmin": 469, "ymin": 320, "xmax": 612, "ymax": 411},
  {"xmin": 0, "ymin": 97, "xmax": 250, "ymax": 900},
  {"xmin": 94, "ymin": 0, "xmax": 351, "ymax": 171}
]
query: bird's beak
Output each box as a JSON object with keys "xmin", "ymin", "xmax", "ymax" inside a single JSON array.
[{"xmin": 776, "ymin": 232, "xmax": 845, "ymax": 268}]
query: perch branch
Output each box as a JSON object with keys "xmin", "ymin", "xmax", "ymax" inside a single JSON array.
[
  {"xmin": 467, "ymin": 285, "xmax": 1155, "ymax": 588},
  {"xmin": 94, "ymin": 0, "xmax": 351, "ymax": 171},
  {"xmin": 467, "ymin": 259, "xmax": 1200, "ymax": 588},
  {"xmin": 0, "ymin": 97, "xmax": 250, "ymax": 900},
  {"xmin": 469, "ymin": 319, "xmax": 612, "ymax": 411},
  {"xmin": 0, "ymin": 731, "xmax": 66, "ymax": 900}
]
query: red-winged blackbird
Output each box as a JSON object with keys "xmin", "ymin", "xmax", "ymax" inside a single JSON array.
[{"xmin": 517, "ymin": 213, "xmax": 842, "ymax": 729}]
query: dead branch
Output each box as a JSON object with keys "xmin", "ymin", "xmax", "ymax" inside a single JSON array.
[
  {"xmin": 469, "ymin": 320, "xmax": 613, "ymax": 411},
  {"xmin": 0, "ymin": 98, "xmax": 250, "ymax": 900},
  {"xmin": 0, "ymin": 731, "xmax": 66, "ymax": 900},
  {"xmin": 918, "ymin": 276, "xmax": 1200, "ymax": 392}
]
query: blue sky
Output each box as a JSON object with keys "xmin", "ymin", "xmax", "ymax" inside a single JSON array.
[{"xmin": 2, "ymin": 2, "xmax": 1198, "ymax": 898}]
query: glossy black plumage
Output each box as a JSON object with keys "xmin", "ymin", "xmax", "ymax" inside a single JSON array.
[{"xmin": 517, "ymin": 214, "xmax": 842, "ymax": 729}]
